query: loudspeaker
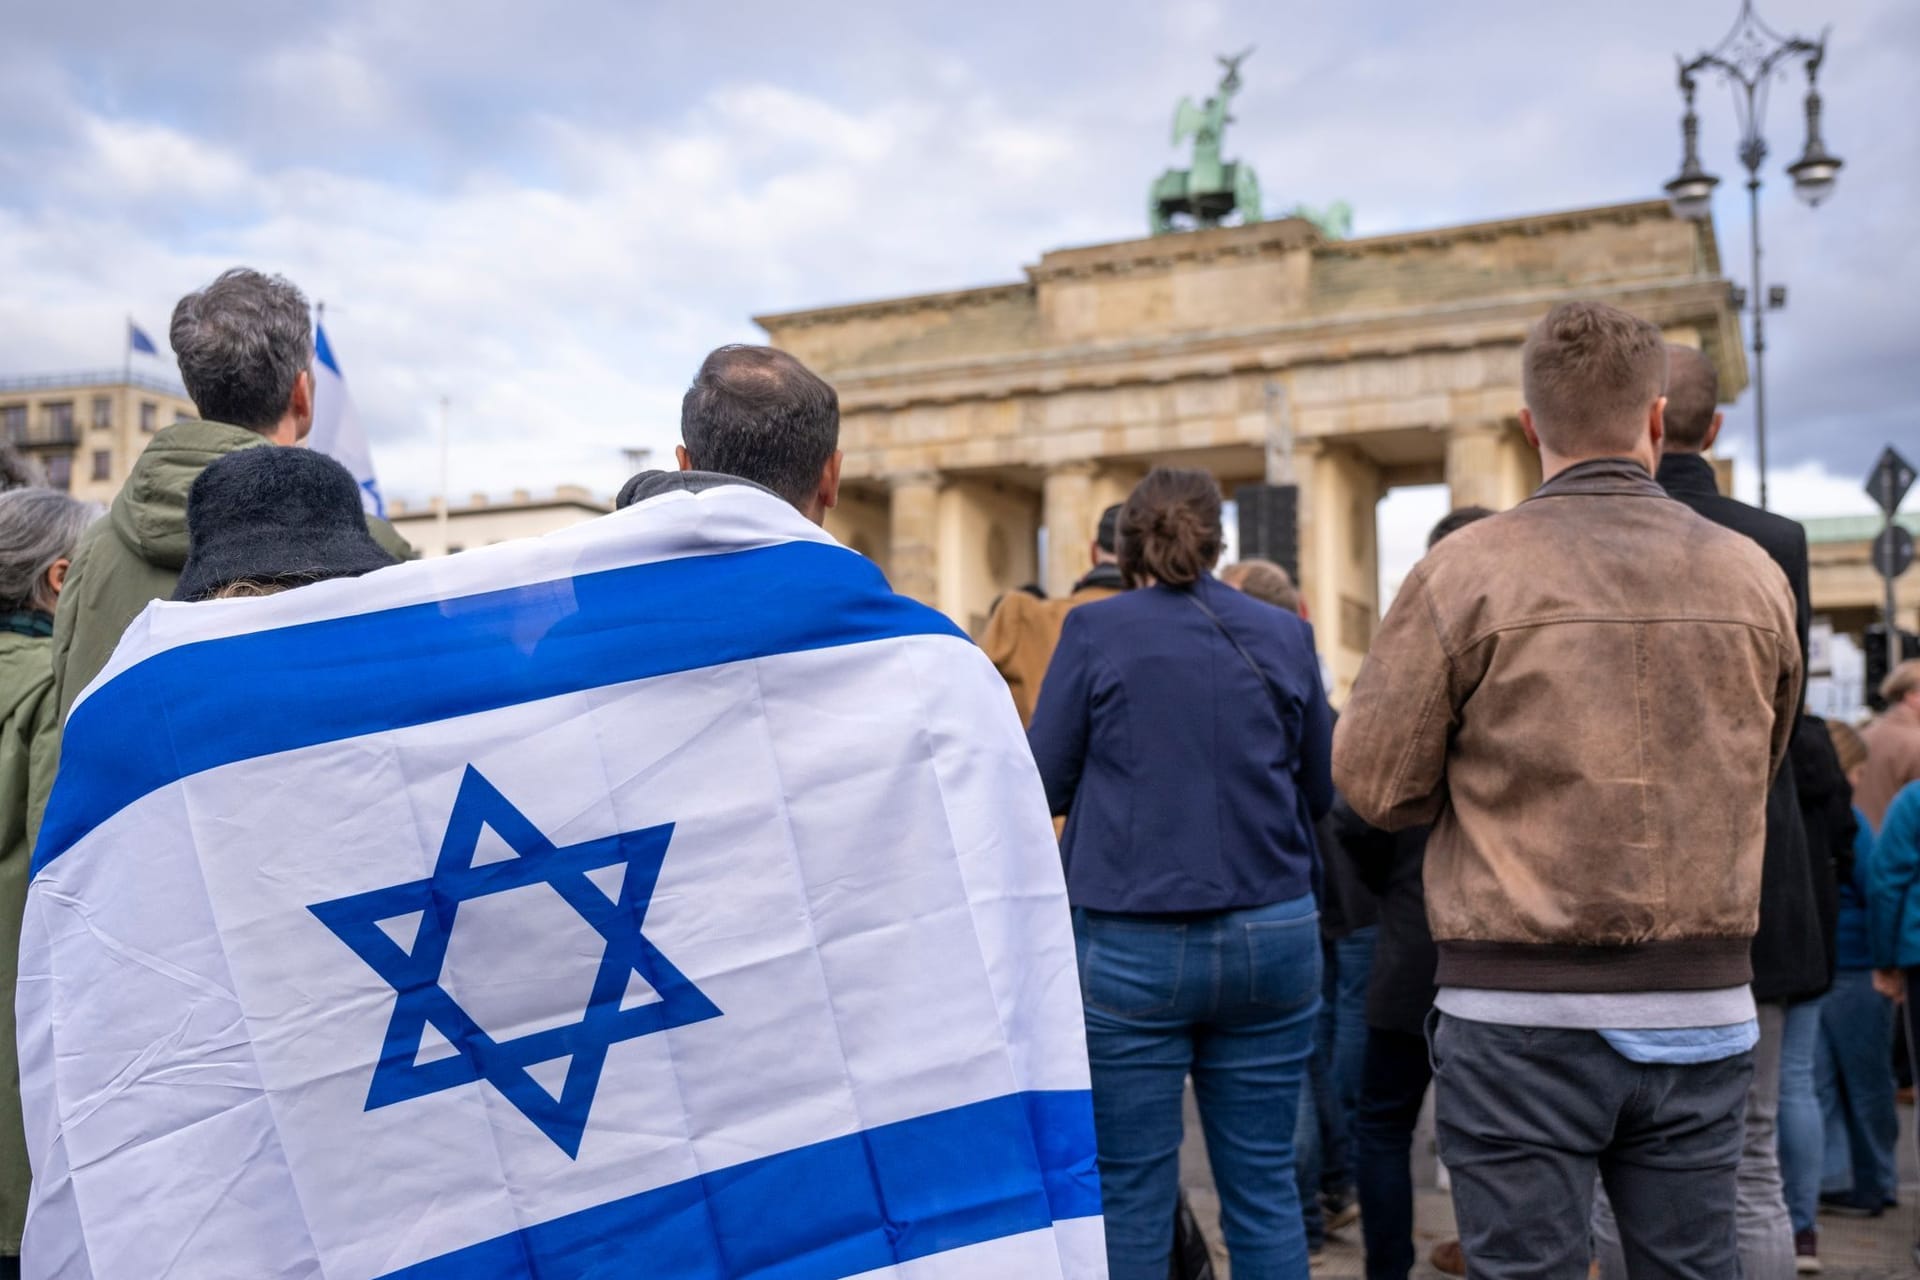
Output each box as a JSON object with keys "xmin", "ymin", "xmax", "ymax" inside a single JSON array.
[
  {"xmin": 1235, "ymin": 483, "xmax": 1299, "ymax": 583},
  {"xmin": 1865, "ymin": 624, "xmax": 1920, "ymax": 711}
]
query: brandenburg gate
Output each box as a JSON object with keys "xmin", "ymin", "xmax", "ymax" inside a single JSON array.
[{"xmin": 756, "ymin": 200, "xmax": 1746, "ymax": 697}]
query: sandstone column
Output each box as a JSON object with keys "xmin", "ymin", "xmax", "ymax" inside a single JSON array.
[
  {"xmin": 1043, "ymin": 462, "xmax": 1099, "ymax": 598},
  {"xmin": 888, "ymin": 470, "xmax": 943, "ymax": 607},
  {"xmin": 1295, "ymin": 440, "xmax": 1383, "ymax": 703},
  {"xmin": 1446, "ymin": 420, "xmax": 1537, "ymax": 513}
]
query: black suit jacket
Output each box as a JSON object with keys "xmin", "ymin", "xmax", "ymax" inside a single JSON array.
[
  {"xmin": 1657, "ymin": 453, "xmax": 1811, "ymax": 669},
  {"xmin": 1658, "ymin": 452, "xmax": 1825, "ymax": 1002}
]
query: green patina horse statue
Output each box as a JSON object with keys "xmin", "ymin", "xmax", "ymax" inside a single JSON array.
[{"xmin": 1150, "ymin": 48, "xmax": 1263, "ymax": 235}]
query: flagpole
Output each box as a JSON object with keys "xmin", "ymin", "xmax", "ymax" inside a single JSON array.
[
  {"xmin": 122, "ymin": 317, "xmax": 132, "ymax": 389},
  {"xmin": 438, "ymin": 396, "xmax": 451, "ymax": 556}
]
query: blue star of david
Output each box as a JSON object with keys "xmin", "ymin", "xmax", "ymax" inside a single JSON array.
[{"xmin": 308, "ymin": 766, "xmax": 721, "ymax": 1158}]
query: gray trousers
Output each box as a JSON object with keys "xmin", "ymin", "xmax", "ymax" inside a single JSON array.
[
  {"xmin": 1431, "ymin": 1013, "xmax": 1752, "ymax": 1280},
  {"xmin": 1593, "ymin": 1001, "xmax": 1794, "ymax": 1280}
]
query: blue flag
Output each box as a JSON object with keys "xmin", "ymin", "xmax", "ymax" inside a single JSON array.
[{"xmin": 126, "ymin": 321, "xmax": 158, "ymax": 357}]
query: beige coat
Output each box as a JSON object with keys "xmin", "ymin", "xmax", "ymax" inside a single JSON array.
[{"xmin": 980, "ymin": 578, "xmax": 1123, "ymax": 728}]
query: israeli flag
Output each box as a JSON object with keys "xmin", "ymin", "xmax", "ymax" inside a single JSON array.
[
  {"xmin": 310, "ymin": 322, "xmax": 388, "ymax": 518},
  {"xmin": 20, "ymin": 483, "xmax": 1103, "ymax": 1279}
]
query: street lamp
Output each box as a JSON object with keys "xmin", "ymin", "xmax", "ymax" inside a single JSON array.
[{"xmin": 1663, "ymin": 1, "xmax": 1843, "ymax": 511}]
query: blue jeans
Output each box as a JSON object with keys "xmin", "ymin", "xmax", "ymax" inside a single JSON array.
[
  {"xmin": 1817, "ymin": 970, "xmax": 1898, "ymax": 1208},
  {"xmin": 1295, "ymin": 927, "xmax": 1375, "ymax": 1243},
  {"xmin": 1074, "ymin": 897, "xmax": 1321, "ymax": 1280},
  {"xmin": 1777, "ymin": 996, "xmax": 1824, "ymax": 1234}
]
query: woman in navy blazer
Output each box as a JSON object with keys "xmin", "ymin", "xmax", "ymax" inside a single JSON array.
[{"xmin": 1029, "ymin": 468, "xmax": 1333, "ymax": 1280}]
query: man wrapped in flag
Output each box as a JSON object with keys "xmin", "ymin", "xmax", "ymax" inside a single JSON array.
[{"xmin": 18, "ymin": 345, "xmax": 1104, "ymax": 1279}]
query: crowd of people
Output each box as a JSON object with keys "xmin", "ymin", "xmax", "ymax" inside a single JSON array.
[
  {"xmin": 0, "ymin": 269, "xmax": 1915, "ymax": 1280},
  {"xmin": 990, "ymin": 301, "xmax": 1920, "ymax": 1279}
]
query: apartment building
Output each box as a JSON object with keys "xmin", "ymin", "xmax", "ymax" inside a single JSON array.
[{"xmin": 0, "ymin": 371, "xmax": 198, "ymax": 505}]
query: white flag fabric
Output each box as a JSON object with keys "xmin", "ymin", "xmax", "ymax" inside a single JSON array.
[
  {"xmin": 20, "ymin": 482, "xmax": 1103, "ymax": 1279},
  {"xmin": 308, "ymin": 322, "xmax": 388, "ymax": 518}
]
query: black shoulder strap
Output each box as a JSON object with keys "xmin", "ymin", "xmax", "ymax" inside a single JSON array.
[{"xmin": 1184, "ymin": 590, "xmax": 1285, "ymax": 722}]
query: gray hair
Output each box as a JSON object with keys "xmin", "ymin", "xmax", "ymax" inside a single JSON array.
[
  {"xmin": 0, "ymin": 446, "xmax": 44, "ymax": 492},
  {"xmin": 0, "ymin": 489, "xmax": 101, "ymax": 614},
  {"xmin": 170, "ymin": 267, "xmax": 313, "ymax": 432}
]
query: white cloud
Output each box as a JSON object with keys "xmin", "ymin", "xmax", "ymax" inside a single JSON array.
[
  {"xmin": 67, "ymin": 116, "xmax": 251, "ymax": 203},
  {"xmin": 0, "ymin": 0, "xmax": 1911, "ymax": 516},
  {"xmin": 0, "ymin": 67, "xmax": 1118, "ymax": 502}
]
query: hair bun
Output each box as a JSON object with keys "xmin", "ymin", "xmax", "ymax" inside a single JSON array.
[{"xmin": 1118, "ymin": 468, "xmax": 1223, "ymax": 587}]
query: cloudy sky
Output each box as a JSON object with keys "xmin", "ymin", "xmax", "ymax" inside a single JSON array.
[{"xmin": 3, "ymin": 0, "xmax": 1915, "ymax": 583}]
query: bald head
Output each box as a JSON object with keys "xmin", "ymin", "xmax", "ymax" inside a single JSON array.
[{"xmin": 1662, "ymin": 344, "xmax": 1721, "ymax": 453}]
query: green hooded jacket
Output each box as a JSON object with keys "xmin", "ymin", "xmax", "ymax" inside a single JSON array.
[
  {"xmin": 49, "ymin": 419, "xmax": 414, "ymax": 723},
  {"xmin": 0, "ymin": 628, "xmax": 59, "ymax": 1254},
  {"xmin": 33, "ymin": 421, "xmax": 414, "ymax": 856}
]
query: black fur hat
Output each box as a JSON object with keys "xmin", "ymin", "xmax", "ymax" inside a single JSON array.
[{"xmin": 173, "ymin": 447, "xmax": 397, "ymax": 602}]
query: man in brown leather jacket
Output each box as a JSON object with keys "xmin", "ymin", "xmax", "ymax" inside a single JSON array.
[{"xmin": 1334, "ymin": 300, "xmax": 1801, "ymax": 1279}]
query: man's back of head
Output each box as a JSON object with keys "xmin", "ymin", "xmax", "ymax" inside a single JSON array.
[
  {"xmin": 1660, "ymin": 344, "xmax": 1721, "ymax": 454},
  {"xmin": 171, "ymin": 268, "xmax": 315, "ymax": 441},
  {"xmin": 1219, "ymin": 559, "xmax": 1300, "ymax": 614},
  {"xmin": 679, "ymin": 345, "xmax": 841, "ymax": 522},
  {"xmin": 1520, "ymin": 301, "xmax": 1668, "ymax": 471}
]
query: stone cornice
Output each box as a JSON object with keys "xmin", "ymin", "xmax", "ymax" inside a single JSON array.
[
  {"xmin": 1310, "ymin": 198, "xmax": 1680, "ymax": 259},
  {"xmin": 752, "ymin": 199, "xmax": 1714, "ymax": 333},
  {"xmin": 824, "ymin": 276, "xmax": 1736, "ymax": 411},
  {"xmin": 1024, "ymin": 217, "xmax": 1322, "ymax": 283},
  {"xmin": 754, "ymin": 281, "xmax": 1033, "ymax": 333}
]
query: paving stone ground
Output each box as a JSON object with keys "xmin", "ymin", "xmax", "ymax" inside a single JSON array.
[{"xmin": 1177, "ymin": 1087, "xmax": 1920, "ymax": 1278}]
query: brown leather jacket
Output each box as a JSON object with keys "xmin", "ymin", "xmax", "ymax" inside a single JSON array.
[
  {"xmin": 1333, "ymin": 459, "xmax": 1802, "ymax": 993},
  {"xmin": 1858, "ymin": 702, "xmax": 1920, "ymax": 830}
]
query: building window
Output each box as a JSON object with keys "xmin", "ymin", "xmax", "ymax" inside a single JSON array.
[
  {"xmin": 43, "ymin": 402, "xmax": 74, "ymax": 441},
  {"xmin": 91, "ymin": 396, "xmax": 113, "ymax": 430},
  {"xmin": 44, "ymin": 455, "xmax": 71, "ymax": 492},
  {"xmin": 0, "ymin": 406, "xmax": 23, "ymax": 445},
  {"xmin": 140, "ymin": 402, "xmax": 157, "ymax": 432},
  {"xmin": 91, "ymin": 450, "xmax": 112, "ymax": 482}
]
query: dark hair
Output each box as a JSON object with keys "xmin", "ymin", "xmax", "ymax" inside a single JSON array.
[
  {"xmin": 1521, "ymin": 301, "xmax": 1667, "ymax": 456},
  {"xmin": 1427, "ymin": 505, "xmax": 1494, "ymax": 549},
  {"xmin": 1119, "ymin": 468, "xmax": 1222, "ymax": 588},
  {"xmin": 1095, "ymin": 504, "xmax": 1122, "ymax": 554},
  {"xmin": 1662, "ymin": 343, "xmax": 1720, "ymax": 450},
  {"xmin": 681, "ymin": 345, "xmax": 839, "ymax": 510},
  {"xmin": 171, "ymin": 268, "xmax": 314, "ymax": 433}
]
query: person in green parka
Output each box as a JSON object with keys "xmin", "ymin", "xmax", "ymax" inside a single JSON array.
[
  {"xmin": 48, "ymin": 267, "xmax": 413, "ymax": 726},
  {"xmin": 0, "ymin": 488, "xmax": 100, "ymax": 1276}
]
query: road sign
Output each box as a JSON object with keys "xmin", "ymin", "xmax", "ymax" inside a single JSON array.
[
  {"xmin": 1874, "ymin": 523, "xmax": 1915, "ymax": 580},
  {"xmin": 1867, "ymin": 446, "xmax": 1916, "ymax": 515}
]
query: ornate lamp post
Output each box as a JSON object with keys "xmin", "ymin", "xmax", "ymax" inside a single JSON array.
[{"xmin": 1664, "ymin": 1, "xmax": 1842, "ymax": 510}]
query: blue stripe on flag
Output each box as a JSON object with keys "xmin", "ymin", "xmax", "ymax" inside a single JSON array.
[
  {"xmin": 315, "ymin": 322, "xmax": 342, "ymax": 375},
  {"xmin": 378, "ymin": 1089, "xmax": 1100, "ymax": 1279},
  {"xmin": 35, "ymin": 540, "xmax": 965, "ymax": 875}
]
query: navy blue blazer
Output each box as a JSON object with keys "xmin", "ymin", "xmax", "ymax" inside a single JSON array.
[{"xmin": 1028, "ymin": 573, "xmax": 1334, "ymax": 913}]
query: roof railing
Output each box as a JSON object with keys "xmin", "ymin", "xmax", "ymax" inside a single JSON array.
[{"xmin": 0, "ymin": 370, "xmax": 190, "ymax": 398}]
